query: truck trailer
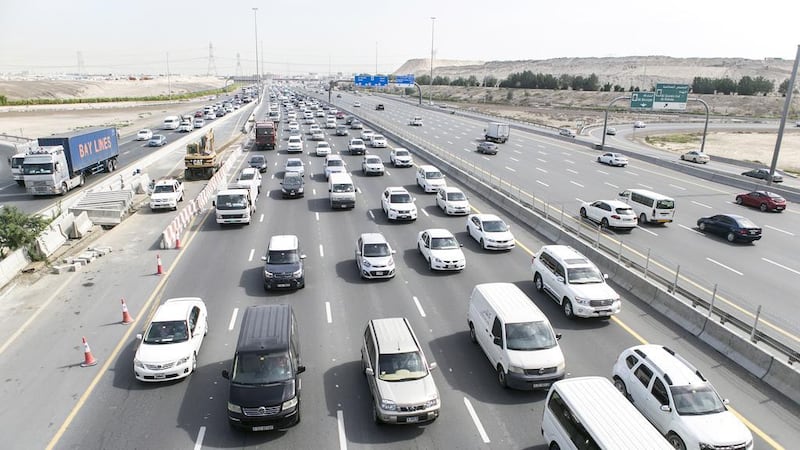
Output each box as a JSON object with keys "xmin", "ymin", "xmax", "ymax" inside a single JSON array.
[
  {"xmin": 24, "ymin": 127, "xmax": 120, "ymax": 195},
  {"xmin": 484, "ymin": 122, "xmax": 510, "ymax": 143},
  {"xmin": 254, "ymin": 121, "xmax": 276, "ymax": 150}
]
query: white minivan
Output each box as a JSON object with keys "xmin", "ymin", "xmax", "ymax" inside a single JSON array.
[
  {"xmin": 618, "ymin": 188, "xmax": 675, "ymax": 224},
  {"xmin": 328, "ymin": 172, "xmax": 355, "ymax": 209},
  {"xmin": 467, "ymin": 283, "xmax": 565, "ymax": 390},
  {"xmin": 163, "ymin": 116, "xmax": 181, "ymax": 130}
]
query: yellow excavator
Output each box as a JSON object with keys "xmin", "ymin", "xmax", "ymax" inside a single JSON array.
[{"xmin": 184, "ymin": 129, "xmax": 218, "ymax": 180}]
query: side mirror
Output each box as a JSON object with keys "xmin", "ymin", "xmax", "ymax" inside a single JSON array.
[
  {"xmin": 391, "ymin": 249, "xmax": 397, "ymax": 254},
  {"xmin": 356, "ymin": 251, "xmax": 362, "ymax": 256},
  {"xmin": 603, "ymin": 273, "xmax": 609, "ymax": 280},
  {"xmin": 135, "ymin": 334, "xmax": 143, "ymax": 340},
  {"xmin": 459, "ymin": 243, "xmax": 464, "ymax": 247},
  {"xmin": 296, "ymin": 365, "xmax": 306, "ymax": 375},
  {"xmin": 556, "ymin": 333, "xmax": 562, "ymax": 340},
  {"xmin": 260, "ymin": 256, "xmax": 267, "ymax": 261},
  {"xmin": 365, "ymin": 367, "xmax": 374, "ymax": 376},
  {"xmin": 493, "ymin": 336, "xmax": 502, "ymax": 347},
  {"xmin": 211, "ymin": 200, "xmax": 216, "ymax": 207},
  {"xmin": 722, "ymin": 398, "xmax": 730, "ymax": 405},
  {"xmin": 300, "ymin": 254, "xmax": 307, "ymax": 259},
  {"xmin": 659, "ymin": 404, "xmax": 672, "ymax": 412},
  {"xmin": 428, "ymin": 362, "xmax": 438, "ymax": 371},
  {"xmin": 221, "ymin": 370, "xmax": 230, "ymax": 379}
]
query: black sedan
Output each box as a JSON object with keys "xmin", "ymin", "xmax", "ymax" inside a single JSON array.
[
  {"xmin": 742, "ymin": 168, "xmax": 783, "ymax": 183},
  {"xmin": 148, "ymin": 135, "xmax": 167, "ymax": 147},
  {"xmin": 697, "ymin": 214, "xmax": 762, "ymax": 243},
  {"xmin": 248, "ymin": 155, "xmax": 268, "ymax": 173},
  {"xmin": 476, "ymin": 141, "xmax": 498, "ymax": 155}
]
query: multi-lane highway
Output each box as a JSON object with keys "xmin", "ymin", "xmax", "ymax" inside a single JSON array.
[{"xmin": 0, "ymin": 87, "xmax": 796, "ymax": 449}]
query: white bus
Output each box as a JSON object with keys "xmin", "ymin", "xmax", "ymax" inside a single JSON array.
[
  {"xmin": 618, "ymin": 188, "xmax": 675, "ymax": 224},
  {"xmin": 541, "ymin": 377, "xmax": 672, "ymax": 450}
]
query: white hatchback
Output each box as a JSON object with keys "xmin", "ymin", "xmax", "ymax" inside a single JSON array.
[
  {"xmin": 579, "ymin": 200, "xmax": 637, "ymax": 230},
  {"xmin": 416, "ymin": 165, "xmax": 446, "ymax": 193}
]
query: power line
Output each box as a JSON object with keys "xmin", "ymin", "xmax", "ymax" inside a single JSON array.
[{"xmin": 206, "ymin": 42, "xmax": 217, "ymax": 76}]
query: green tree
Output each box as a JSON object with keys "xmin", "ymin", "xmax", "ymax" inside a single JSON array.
[
  {"xmin": 483, "ymin": 75, "xmax": 497, "ymax": 87},
  {"xmin": 0, "ymin": 206, "xmax": 50, "ymax": 259},
  {"xmin": 416, "ymin": 74, "xmax": 431, "ymax": 85},
  {"xmin": 506, "ymin": 90, "xmax": 514, "ymax": 100}
]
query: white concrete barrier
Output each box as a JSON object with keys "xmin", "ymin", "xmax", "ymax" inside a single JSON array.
[
  {"xmin": 70, "ymin": 211, "xmax": 94, "ymax": 239},
  {"xmin": 35, "ymin": 224, "xmax": 68, "ymax": 257},
  {"xmin": 0, "ymin": 248, "xmax": 30, "ymax": 287}
]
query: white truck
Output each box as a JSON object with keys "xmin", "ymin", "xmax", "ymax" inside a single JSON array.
[
  {"xmin": 484, "ymin": 122, "xmax": 510, "ymax": 143},
  {"xmin": 149, "ymin": 179, "xmax": 184, "ymax": 211},
  {"xmin": 213, "ymin": 187, "xmax": 256, "ymax": 225}
]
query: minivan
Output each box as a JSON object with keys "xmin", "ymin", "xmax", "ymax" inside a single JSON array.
[
  {"xmin": 542, "ymin": 377, "xmax": 672, "ymax": 450},
  {"xmin": 328, "ymin": 172, "xmax": 356, "ymax": 209},
  {"xmin": 467, "ymin": 283, "xmax": 565, "ymax": 390},
  {"xmin": 163, "ymin": 116, "xmax": 181, "ymax": 130},
  {"xmin": 261, "ymin": 235, "xmax": 306, "ymax": 290},
  {"xmin": 222, "ymin": 304, "xmax": 305, "ymax": 431},
  {"xmin": 618, "ymin": 189, "xmax": 675, "ymax": 224}
]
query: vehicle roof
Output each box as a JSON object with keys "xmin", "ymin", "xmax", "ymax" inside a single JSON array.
[
  {"xmin": 268, "ymin": 234, "xmax": 299, "ymax": 251},
  {"xmin": 237, "ymin": 304, "xmax": 292, "ymax": 354},
  {"xmin": 326, "ymin": 154, "xmax": 343, "ymax": 161},
  {"xmin": 328, "ymin": 172, "xmax": 352, "ymax": 182},
  {"xmin": 622, "ymin": 188, "xmax": 672, "ymax": 199},
  {"xmin": 240, "ymin": 167, "xmax": 258, "ymax": 175},
  {"xmin": 473, "ymin": 283, "xmax": 547, "ymax": 323},
  {"xmin": 419, "ymin": 164, "xmax": 439, "ymax": 171},
  {"xmin": 627, "ymin": 344, "xmax": 706, "ymax": 387},
  {"xmin": 440, "ymin": 186, "xmax": 463, "ymax": 193},
  {"xmin": 423, "ymin": 228, "xmax": 455, "ymax": 238},
  {"xmin": 594, "ymin": 199, "xmax": 631, "ymax": 208},
  {"xmin": 385, "ymin": 186, "xmax": 410, "ymax": 194},
  {"xmin": 540, "ymin": 245, "xmax": 595, "ymax": 267},
  {"xmin": 152, "ymin": 297, "xmax": 204, "ymax": 322},
  {"xmin": 218, "ymin": 188, "xmax": 249, "ymax": 195},
  {"xmin": 470, "ymin": 213, "xmax": 501, "ymax": 222},
  {"xmin": 154, "ymin": 179, "xmax": 178, "ymax": 186},
  {"xmin": 370, "ymin": 317, "xmax": 419, "ymax": 354},
  {"xmin": 360, "ymin": 232, "xmax": 389, "ymax": 245},
  {"xmin": 286, "ymin": 157, "xmax": 303, "ymax": 163}
]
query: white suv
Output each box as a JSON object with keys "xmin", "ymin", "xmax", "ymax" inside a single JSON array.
[
  {"xmin": 416, "ymin": 165, "xmax": 446, "ymax": 193},
  {"xmin": 381, "ymin": 187, "xmax": 417, "ymax": 221},
  {"xmin": 531, "ymin": 245, "xmax": 621, "ymax": 318},
  {"xmin": 355, "ymin": 233, "xmax": 396, "ymax": 279},
  {"xmin": 612, "ymin": 345, "xmax": 753, "ymax": 450}
]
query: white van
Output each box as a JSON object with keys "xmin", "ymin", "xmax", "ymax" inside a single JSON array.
[
  {"xmin": 328, "ymin": 172, "xmax": 355, "ymax": 209},
  {"xmin": 542, "ymin": 377, "xmax": 672, "ymax": 450},
  {"xmin": 618, "ymin": 188, "xmax": 675, "ymax": 224},
  {"xmin": 163, "ymin": 116, "xmax": 181, "ymax": 130},
  {"xmin": 467, "ymin": 283, "xmax": 565, "ymax": 390}
]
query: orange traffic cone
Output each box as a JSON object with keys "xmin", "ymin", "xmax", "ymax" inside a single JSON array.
[
  {"xmin": 80, "ymin": 337, "xmax": 97, "ymax": 367},
  {"xmin": 156, "ymin": 254, "xmax": 163, "ymax": 275},
  {"xmin": 121, "ymin": 298, "xmax": 134, "ymax": 324},
  {"xmin": 175, "ymin": 236, "xmax": 181, "ymax": 249}
]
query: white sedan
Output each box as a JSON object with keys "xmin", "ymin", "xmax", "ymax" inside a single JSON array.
[
  {"xmin": 436, "ymin": 187, "xmax": 470, "ymax": 215},
  {"xmin": 315, "ymin": 142, "xmax": 332, "ymax": 156},
  {"xmin": 466, "ymin": 214, "xmax": 515, "ymax": 250},
  {"xmin": 597, "ymin": 152, "xmax": 628, "ymax": 167},
  {"xmin": 371, "ymin": 134, "xmax": 387, "ymax": 148},
  {"xmin": 136, "ymin": 129, "xmax": 154, "ymax": 141},
  {"xmin": 417, "ymin": 229, "xmax": 466, "ymax": 271},
  {"xmin": 579, "ymin": 200, "xmax": 637, "ymax": 229},
  {"xmin": 133, "ymin": 297, "xmax": 207, "ymax": 382}
]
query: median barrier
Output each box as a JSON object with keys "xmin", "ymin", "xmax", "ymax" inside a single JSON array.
[
  {"xmin": 762, "ymin": 358, "xmax": 800, "ymax": 405},
  {"xmin": 35, "ymin": 223, "xmax": 68, "ymax": 257},
  {"xmin": 0, "ymin": 249, "xmax": 29, "ymax": 287},
  {"xmin": 699, "ymin": 317, "xmax": 773, "ymax": 378},
  {"xmin": 70, "ymin": 212, "xmax": 93, "ymax": 239}
]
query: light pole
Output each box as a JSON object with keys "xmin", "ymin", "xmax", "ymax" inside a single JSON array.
[
  {"xmin": 252, "ymin": 7, "xmax": 259, "ymax": 93},
  {"xmin": 429, "ymin": 17, "xmax": 436, "ymax": 105}
]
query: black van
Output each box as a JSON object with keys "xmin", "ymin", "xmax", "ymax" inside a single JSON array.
[{"xmin": 222, "ymin": 304, "xmax": 305, "ymax": 430}]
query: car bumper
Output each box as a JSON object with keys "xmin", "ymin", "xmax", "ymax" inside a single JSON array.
[
  {"xmin": 375, "ymin": 406, "xmax": 439, "ymax": 424},
  {"xmin": 331, "ymin": 199, "xmax": 355, "ymax": 209},
  {"xmin": 134, "ymin": 360, "xmax": 193, "ymax": 382},
  {"xmin": 393, "ymin": 160, "xmax": 413, "ymax": 167},
  {"xmin": 444, "ymin": 207, "xmax": 470, "ymax": 215},
  {"xmin": 505, "ymin": 372, "xmax": 564, "ymax": 391},
  {"xmin": 422, "ymin": 184, "xmax": 443, "ymax": 193},
  {"xmin": 282, "ymin": 190, "xmax": 304, "ymax": 198},
  {"xmin": 150, "ymin": 201, "xmax": 178, "ymax": 210},
  {"xmin": 361, "ymin": 267, "xmax": 396, "ymax": 279},
  {"xmin": 264, "ymin": 277, "xmax": 305, "ymax": 290},
  {"xmin": 609, "ymin": 218, "xmax": 637, "ymax": 228},
  {"xmin": 573, "ymin": 302, "xmax": 621, "ymax": 318},
  {"xmin": 482, "ymin": 240, "xmax": 516, "ymax": 250},
  {"xmin": 363, "ymin": 168, "xmax": 384, "ymax": 175},
  {"xmin": 430, "ymin": 260, "xmax": 465, "ymax": 271},
  {"xmin": 228, "ymin": 405, "xmax": 300, "ymax": 431},
  {"xmin": 387, "ymin": 210, "xmax": 417, "ymax": 220}
]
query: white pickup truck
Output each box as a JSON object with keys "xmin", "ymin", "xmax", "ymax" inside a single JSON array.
[{"xmin": 149, "ymin": 179, "xmax": 184, "ymax": 211}]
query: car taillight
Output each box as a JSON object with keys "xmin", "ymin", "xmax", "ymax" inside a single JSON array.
[
  {"xmin": 531, "ymin": 256, "xmax": 536, "ymax": 264},
  {"xmin": 611, "ymin": 215, "xmax": 620, "ymax": 219}
]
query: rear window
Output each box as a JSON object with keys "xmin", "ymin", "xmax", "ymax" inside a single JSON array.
[{"xmin": 656, "ymin": 199, "xmax": 675, "ymax": 209}]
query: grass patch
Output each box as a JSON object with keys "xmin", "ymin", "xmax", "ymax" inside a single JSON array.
[
  {"xmin": 0, "ymin": 84, "xmax": 240, "ymax": 106},
  {"xmin": 645, "ymin": 133, "xmax": 701, "ymax": 146}
]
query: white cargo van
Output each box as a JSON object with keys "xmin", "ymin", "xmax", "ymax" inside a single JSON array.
[
  {"xmin": 542, "ymin": 377, "xmax": 672, "ymax": 450},
  {"xmin": 467, "ymin": 283, "xmax": 565, "ymax": 390},
  {"xmin": 618, "ymin": 188, "xmax": 675, "ymax": 224},
  {"xmin": 328, "ymin": 172, "xmax": 355, "ymax": 209},
  {"xmin": 213, "ymin": 188, "xmax": 255, "ymax": 225},
  {"xmin": 163, "ymin": 116, "xmax": 181, "ymax": 130}
]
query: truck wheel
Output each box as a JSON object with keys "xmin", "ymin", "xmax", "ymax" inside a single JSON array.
[{"xmin": 60, "ymin": 183, "xmax": 69, "ymax": 195}]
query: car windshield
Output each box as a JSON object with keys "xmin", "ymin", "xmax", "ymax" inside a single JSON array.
[
  {"xmin": 567, "ymin": 266, "xmax": 604, "ymax": 284},
  {"xmin": 267, "ymin": 250, "xmax": 299, "ymax": 264},
  {"xmin": 377, "ymin": 351, "xmax": 427, "ymax": 381},
  {"xmin": 447, "ymin": 192, "xmax": 466, "ymax": 201},
  {"xmin": 505, "ymin": 321, "xmax": 557, "ymax": 351},
  {"xmin": 287, "ymin": 161, "xmax": 302, "ymax": 167},
  {"xmin": 431, "ymin": 236, "xmax": 459, "ymax": 249},
  {"xmin": 373, "ymin": 135, "xmax": 385, "ymax": 140},
  {"xmin": 482, "ymin": 220, "xmax": 508, "ymax": 232},
  {"xmin": 327, "ymin": 160, "xmax": 343, "ymax": 167},
  {"xmin": 250, "ymin": 157, "xmax": 265, "ymax": 164},
  {"xmin": 395, "ymin": 150, "xmax": 409, "ymax": 157},
  {"xmin": 284, "ymin": 176, "xmax": 302, "ymax": 187},
  {"xmin": 363, "ymin": 243, "xmax": 390, "ymax": 257},
  {"xmin": 390, "ymin": 194, "xmax": 412, "ymax": 203},
  {"xmin": 239, "ymin": 172, "xmax": 255, "ymax": 181},
  {"xmin": 144, "ymin": 320, "xmax": 188, "ymax": 344},
  {"xmin": 425, "ymin": 171, "xmax": 443, "ymax": 179},
  {"xmin": 289, "ymin": 137, "xmax": 301, "ymax": 143},
  {"xmin": 332, "ymin": 183, "xmax": 353, "ymax": 192},
  {"xmin": 153, "ymin": 184, "xmax": 176, "ymax": 193},
  {"xmin": 670, "ymin": 384, "xmax": 726, "ymax": 415},
  {"xmin": 231, "ymin": 352, "xmax": 293, "ymax": 385},
  {"xmin": 767, "ymin": 193, "xmax": 784, "ymax": 200},
  {"xmin": 366, "ymin": 158, "xmax": 381, "ymax": 164},
  {"xmin": 215, "ymin": 194, "xmax": 247, "ymax": 210}
]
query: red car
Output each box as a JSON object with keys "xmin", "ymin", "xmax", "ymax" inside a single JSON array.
[
  {"xmin": 336, "ymin": 111, "xmax": 345, "ymax": 119},
  {"xmin": 194, "ymin": 110, "xmax": 204, "ymax": 118},
  {"xmin": 735, "ymin": 191, "xmax": 786, "ymax": 212}
]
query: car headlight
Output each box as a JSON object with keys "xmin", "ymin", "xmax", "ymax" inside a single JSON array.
[
  {"xmin": 434, "ymin": 257, "xmax": 442, "ymax": 263},
  {"xmin": 292, "ymin": 269, "xmax": 303, "ymax": 277},
  {"xmin": 362, "ymin": 260, "xmax": 372, "ymax": 268},
  {"xmin": 424, "ymin": 397, "xmax": 439, "ymax": 408},
  {"xmin": 227, "ymin": 402, "xmax": 243, "ymax": 413},
  {"xmin": 264, "ymin": 270, "xmax": 274, "ymax": 278},
  {"xmin": 282, "ymin": 396, "xmax": 298, "ymax": 411},
  {"xmin": 134, "ymin": 359, "xmax": 144, "ymax": 368},
  {"xmin": 507, "ymin": 365, "xmax": 525, "ymax": 374},
  {"xmin": 389, "ymin": 208, "xmax": 398, "ymax": 213},
  {"xmin": 574, "ymin": 296, "xmax": 589, "ymax": 305},
  {"xmin": 177, "ymin": 355, "xmax": 191, "ymax": 365},
  {"xmin": 387, "ymin": 257, "xmax": 394, "ymax": 266},
  {"xmin": 380, "ymin": 399, "xmax": 397, "ymax": 411}
]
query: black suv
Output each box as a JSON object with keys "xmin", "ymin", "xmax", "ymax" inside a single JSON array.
[{"xmin": 375, "ymin": 104, "xmax": 385, "ymax": 111}]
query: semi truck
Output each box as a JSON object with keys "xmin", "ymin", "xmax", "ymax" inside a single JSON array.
[
  {"xmin": 24, "ymin": 127, "xmax": 120, "ymax": 195},
  {"xmin": 254, "ymin": 121, "xmax": 276, "ymax": 150},
  {"xmin": 9, "ymin": 142, "xmax": 38, "ymax": 186},
  {"xmin": 484, "ymin": 122, "xmax": 510, "ymax": 143},
  {"xmin": 185, "ymin": 129, "xmax": 218, "ymax": 180}
]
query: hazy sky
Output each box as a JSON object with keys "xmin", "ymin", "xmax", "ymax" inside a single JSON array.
[{"xmin": 2, "ymin": 0, "xmax": 799, "ymax": 76}]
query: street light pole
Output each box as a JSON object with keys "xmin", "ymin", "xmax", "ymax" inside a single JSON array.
[
  {"xmin": 252, "ymin": 7, "xmax": 259, "ymax": 92},
  {"xmin": 429, "ymin": 17, "xmax": 436, "ymax": 105}
]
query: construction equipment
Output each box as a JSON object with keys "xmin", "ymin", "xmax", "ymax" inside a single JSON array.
[{"xmin": 184, "ymin": 129, "xmax": 218, "ymax": 180}]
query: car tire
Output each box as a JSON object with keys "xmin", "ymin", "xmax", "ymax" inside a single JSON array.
[
  {"xmin": 680, "ymin": 155, "xmax": 685, "ymax": 160},
  {"xmin": 191, "ymin": 352, "xmax": 197, "ymax": 374},
  {"xmin": 760, "ymin": 203, "xmax": 768, "ymax": 212},
  {"xmin": 613, "ymin": 376, "xmax": 629, "ymax": 400},
  {"xmin": 735, "ymin": 196, "xmax": 743, "ymax": 205},
  {"xmin": 727, "ymin": 232, "xmax": 736, "ymax": 242},
  {"xmin": 497, "ymin": 365, "xmax": 508, "ymax": 388},
  {"xmin": 666, "ymin": 432, "xmax": 687, "ymax": 450},
  {"xmin": 469, "ymin": 322, "xmax": 477, "ymax": 343},
  {"xmin": 563, "ymin": 298, "xmax": 575, "ymax": 319},
  {"xmin": 549, "ymin": 443, "xmax": 561, "ymax": 450},
  {"xmin": 480, "ymin": 238, "xmax": 486, "ymax": 250},
  {"xmin": 534, "ymin": 273, "xmax": 544, "ymax": 292},
  {"xmin": 639, "ymin": 213, "xmax": 647, "ymax": 225},
  {"xmin": 601, "ymin": 218, "xmax": 609, "ymax": 228},
  {"xmin": 579, "ymin": 207, "xmax": 587, "ymax": 218},
  {"xmin": 372, "ymin": 403, "xmax": 383, "ymax": 425},
  {"xmin": 698, "ymin": 222, "xmax": 706, "ymax": 231}
]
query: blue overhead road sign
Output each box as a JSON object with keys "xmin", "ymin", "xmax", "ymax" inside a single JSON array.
[{"xmin": 395, "ymin": 74, "xmax": 415, "ymax": 87}]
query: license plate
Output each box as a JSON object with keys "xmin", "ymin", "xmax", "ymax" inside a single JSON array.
[
  {"xmin": 532, "ymin": 382, "xmax": 550, "ymax": 388},
  {"xmin": 375, "ymin": 271, "xmax": 384, "ymax": 276},
  {"xmin": 597, "ymin": 310, "xmax": 612, "ymax": 315},
  {"xmin": 277, "ymin": 283, "xmax": 289, "ymax": 288},
  {"xmin": 154, "ymin": 373, "xmax": 166, "ymax": 379},
  {"xmin": 405, "ymin": 416, "xmax": 419, "ymax": 423},
  {"xmin": 252, "ymin": 425, "xmax": 274, "ymax": 431}
]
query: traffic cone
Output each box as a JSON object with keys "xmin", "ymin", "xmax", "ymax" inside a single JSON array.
[
  {"xmin": 80, "ymin": 337, "xmax": 97, "ymax": 367},
  {"xmin": 121, "ymin": 298, "xmax": 134, "ymax": 324},
  {"xmin": 156, "ymin": 254, "xmax": 163, "ymax": 275},
  {"xmin": 175, "ymin": 236, "xmax": 181, "ymax": 249}
]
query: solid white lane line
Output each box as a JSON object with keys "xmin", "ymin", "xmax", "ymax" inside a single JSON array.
[
  {"xmin": 337, "ymin": 410, "xmax": 347, "ymax": 450},
  {"xmin": 319, "ymin": 245, "xmax": 324, "ymax": 258},
  {"xmin": 691, "ymin": 200, "xmax": 712, "ymax": 209},
  {"xmin": 505, "ymin": 166, "xmax": 516, "ymax": 172},
  {"xmin": 326, "ymin": 302, "xmax": 333, "ymax": 323},
  {"xmin": 228, "ymin": 308, "xmax": 239, "ymax": 331},
  {"xmin": 316, "ymin": 212, "xmax": 320, "ymax": 221},
  {"xmin": 762, "ymin": 258, "xmax": 800, "ymax": 276},
  {"xmin": 597, "ymin": 170, "xmax": 609, "ymax": 175},
  {"xmin": 679, "ymin": 223, "xmax": 703, "ymax": 235},
  {"xmin": 669, "ymin": 184, "xmax": 686, "ymax": 190},
  {"xmin": 194, "ymin": 426, "xmax": 206, "ymax": 450},
  {"xmin": 536, "ymin": 180, "xmax": 550, "ymax": 187},
  {"xmin": 764, "ymin": 225, "xmax": 795, "ymax": 236},
  {"xmin": 248, "ymin": 249, "xmax": 255, "ymax": 262},
  {"xmin": 412, "ymin": 296, "xmax": 427, "ymax": 317},
  {"xmin": 509, "ymin": 157, "xmax": 519, "ymax": 162},
  {"xmin": 536, "ymin": 167, "xmax": 548, "ymax": 173},
  {"xmin": 637, "ymin": 226, "xmax": 658, "ymax": 236},
  {"xmin": 706, "ymin": 257, "xmax": 743, "ymax": 276},
  {"xmin": 637, "ymin": 183, "xmax": 653, "ymax": 189},
  {"xmin": 566, "ymin": 168, "xmax": 578, "ymax": 174},
  {"xmin": 421, "ymin": 208, "xmax": 429, "ymax": 217},
  {"xmin": 570, "ymin": 181, "xmax": 584, "ymax": 188},
  {"xmin": 463, "ymin": 397, "xmax": 490, "ymax": 443},
  {"xmin": 604, "ymin": 182, "xmax": 619, "ymax": 188}
]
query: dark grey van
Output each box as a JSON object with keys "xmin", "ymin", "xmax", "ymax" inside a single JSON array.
[{"xmin": 222, "ymin": 304, "xmax": 305, "ymax": 431}]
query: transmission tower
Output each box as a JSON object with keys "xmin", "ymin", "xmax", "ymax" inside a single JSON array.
[
  {"xmin": 206, "ymin": 42, "xmax": 217, "ymax": 76},
  {"xmin": 76, "ymin": 51, "xmax": 85, "ymax": 77},
  {"xmin": 235, "ymin": 53, "xmax": 242, "ymax": 77}
]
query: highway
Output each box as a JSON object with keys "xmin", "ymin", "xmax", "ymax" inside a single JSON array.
[{"xmin": 0, "ymin": 88, "xmax": 796, "ymax": 449}]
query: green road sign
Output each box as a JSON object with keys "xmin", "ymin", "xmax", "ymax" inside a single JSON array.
[
  {"xmin": 630, "ymin": 92, "xmax": 654, "ymax": 109},
  {"xmin": 654, "ymin": 83, "xmax": 690, "ymax": 110}
]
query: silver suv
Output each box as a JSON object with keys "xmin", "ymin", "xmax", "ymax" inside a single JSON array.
[
  {"xmin": 355, "ymin": 233, "xmax": 396, "ymax": 279},
  {"xmin": 361, "ymin": 317, "xmax": 440, "ymax": 424},
  {"xmin": 531, "ymin": 245, "xmax": 620, "ymax": 318}
]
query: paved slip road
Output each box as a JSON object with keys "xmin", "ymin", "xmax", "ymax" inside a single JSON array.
[{"xmin": 0, "ymin": 90, "xmax": 796, "ymax": 449}]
